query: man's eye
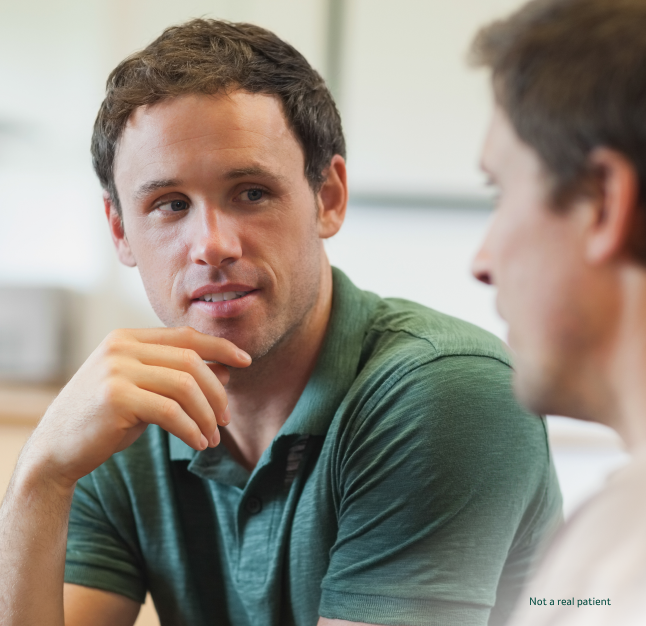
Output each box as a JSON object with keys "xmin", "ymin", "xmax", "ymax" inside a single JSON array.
[
  {"xmin": 158, "ymin": 199, "xmax": 189, "ymax": 212},
  {"xmin": 243, "ymin": 189, "xmax": 264, "ymax": 202}
]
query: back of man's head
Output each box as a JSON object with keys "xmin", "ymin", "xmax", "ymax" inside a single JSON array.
[
  {"xmin": 92, "ymin": 19, "xmax": 346, "ymax": 214},
  {"xmin": 471, "ymin": 0, "xmax": 646, "ymax": 260}
]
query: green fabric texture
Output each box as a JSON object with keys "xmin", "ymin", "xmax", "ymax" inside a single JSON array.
[{"xmin": 64, "ymin": 268, "xmax": 562, "ymax": 626}]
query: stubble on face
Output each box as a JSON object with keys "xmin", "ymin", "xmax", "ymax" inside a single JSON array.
[
  {"xmin": 112, "ymin": 92, "xmax": 331, "ymax": 370},
  {"xmin": 141, "ymin": 202, "xmax": 325, "ymax": 366}
]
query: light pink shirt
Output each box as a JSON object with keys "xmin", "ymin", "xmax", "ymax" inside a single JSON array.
[{"xmin": 508, "ymin": 448, "xmax": 646, "ymax": 626}]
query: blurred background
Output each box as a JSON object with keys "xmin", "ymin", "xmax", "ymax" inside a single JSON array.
[{"xmin": 0, "ymin": 1, "xmax": 628, "ymax": 623}]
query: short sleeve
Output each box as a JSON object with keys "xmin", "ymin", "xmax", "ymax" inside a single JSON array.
[
  {"xmin": 65, "ymin": 472, "xmax": 147, "ymax": 603},
  {"xmin": 319, "ymin": 355, "xmax": 562, "ymax": 626}
]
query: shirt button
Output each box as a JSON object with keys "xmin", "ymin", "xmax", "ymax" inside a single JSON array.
[{"xmin": 245, "ymin": 496, "xmax": 262, "ymax": 515}]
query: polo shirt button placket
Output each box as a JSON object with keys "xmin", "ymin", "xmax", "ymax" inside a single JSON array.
[{"xmin": 245, "ymin": 496, "xmax": 262, "ymax": 515}]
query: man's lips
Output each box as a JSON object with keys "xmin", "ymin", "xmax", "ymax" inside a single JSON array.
[
  {"xmin": 191, "ymin": 284, "xmax": 257, "ymax": 301},
  {"xmin": 190, "ymin": 284, "xmax": 258, "ymax": 318}
]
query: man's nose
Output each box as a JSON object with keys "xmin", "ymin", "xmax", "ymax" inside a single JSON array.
[
  {"xmin": 189, "ymin": 207, "xmax": 242, "ymax": 267},
  {"xmin": 471, "ymin": 243, "xmax": 493, "ymax": 286}
]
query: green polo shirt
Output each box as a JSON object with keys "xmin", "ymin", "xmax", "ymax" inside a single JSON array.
[{"xmin": 65, "ymin": 268, "xmax": 561, "ymax": 626}]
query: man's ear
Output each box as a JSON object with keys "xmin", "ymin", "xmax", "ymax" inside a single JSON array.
[
  {"xmin": 584, "ymin": 148, "xmax": 640, "ymax": 265},
  {"xmin": 104, "ymin": 192, "xmax": 137, "ymax": 267},
  {"xmin": 316, "ymin": 155, "xmax": 348, "ymax": 239}
]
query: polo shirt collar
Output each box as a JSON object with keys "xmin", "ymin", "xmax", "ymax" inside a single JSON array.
[
  {"xmin": 169, "ymin": 267, "xmax": 377, "ymax": 468},
  {"xmin": 275, "ymin": 267, "xmax": 376, "ymax": 437}
]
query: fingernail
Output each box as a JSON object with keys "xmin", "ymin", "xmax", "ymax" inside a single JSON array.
[
  {"xmin": 221, "ymin": 405, "xmax": 231, "ymax": 425},
  {"xmin": 199, "ymin": 434, "xmax": 208, "ymax": 450},
  {"xmin": 238, "ymin": 349, "xmax": 252, "ymax": 362},
  {"xmin": 210, "ymin": 428, "xmax": 220, "ymax": 447}
]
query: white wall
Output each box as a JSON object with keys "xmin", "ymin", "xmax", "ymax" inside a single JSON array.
[{"xmin": 341, "ymin": 0, "xmax": 524, "ymax": 197}]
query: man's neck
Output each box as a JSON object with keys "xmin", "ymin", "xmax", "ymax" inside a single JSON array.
[
  {"xmin": 577, "ymin": 265, "xmax": 646, "ymax": 450},
  {"xmin": 592, "ymin": 265, "xmax": 646, "ymax": 451},
  {"xmin": 218, "ymin": 264, "xmax": 334, "ymax": 471}
]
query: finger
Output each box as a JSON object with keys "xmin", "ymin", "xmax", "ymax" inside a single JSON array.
[
  {"xmin": 207, "ymin": 362, "xmax": 230, "ymax": 386},
  {"xmin": 127, "ymin": 342, "xmax": 230, "ymax": 427},
  {"xmin": 129, "ymin": 387, "xmax": 215, "ymax": 451},
  {"xmin": 125, "ymin": 327, "xmax": 252, "ymax": 368},
  {"xmin": 130, "ymin": 364, "xmax": 221, "ymax": 446}
]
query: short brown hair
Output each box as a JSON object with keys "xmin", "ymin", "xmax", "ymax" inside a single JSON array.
[
  {"xmin": 471, "ymin": 0, "xmax": 646, "ymax": 211},
  {"xmin": 92, "ymin": 19, "xmax": 346, "ymax": 213}
]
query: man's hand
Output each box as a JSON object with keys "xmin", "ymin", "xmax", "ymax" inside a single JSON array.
[
  {"xmin": 22, "ymin": 326, "xmax": 251, "ymax": 489},
  {"xmin": 0, "ymin": 327, "xmax": 250, "ymax": 626}
]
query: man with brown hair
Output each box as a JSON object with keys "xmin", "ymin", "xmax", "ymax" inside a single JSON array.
[
  {"xmin": 471, "ymin": 0, "xmax": 646, "ymax": 623},
  {"xmin": 0, "ymin": 19, "xmax": 560, "ymax": 626}
]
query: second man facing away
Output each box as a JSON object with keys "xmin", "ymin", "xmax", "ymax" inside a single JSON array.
[
  {"xmin": 0, "ymin": 19, "xmax": 561, "ymax": 626},
  {"xmin": 471, "ymin": 0, "xmax": 646, "ymax": 624}
]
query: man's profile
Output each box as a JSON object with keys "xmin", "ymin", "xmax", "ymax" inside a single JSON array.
[
  {"xmin": 471, "ymin": 0, "xmax": 646, "ymax": 623},
  {"xmin": 0, "ymin": 19, "xmax": 560, "ymax": 626}
]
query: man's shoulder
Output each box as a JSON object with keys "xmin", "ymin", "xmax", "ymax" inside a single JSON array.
[
  {"xmin": 330, "ymin": 283, "xmax": 548, "ymax": 467},
  {"xmin": 361, "ymin": 293, "xmax": 512, "ymax": 371},
  {"xmin": 332, "ymin": 285, "xmax": 529, "ymax": 443},
  {"xmin": 331, "ymin": 268, "xmax": 511, "ymax": 378}
]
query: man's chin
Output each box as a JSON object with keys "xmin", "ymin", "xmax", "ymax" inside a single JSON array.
[
  {"xmin": 192, "ymin": 320, "xmax": 284, "ymax": 362},
  {"xmin": 162, "ymin": 315, "xmax": 255, "ymax": 355}
]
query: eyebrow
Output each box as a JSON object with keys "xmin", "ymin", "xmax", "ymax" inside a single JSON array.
[
  {"xmin": 134, "ymin": 178, "xmax": 182, "ymax": 202},
  {"xmin": 223, "ymin": 166, "xmax": 287, "ymax": 185},
  {"xmin": 134, "ymin": 167, "xmax": 287, "ymax": 202}
]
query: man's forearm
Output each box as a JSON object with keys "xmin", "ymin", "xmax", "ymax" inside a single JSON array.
[
  {"xmin": 0, "ymin": 327, "xmax": 246, "ymax": 626},
  {"xmin": 0, "ymin": 451, "xmax": 75, "ymax": 626}
]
